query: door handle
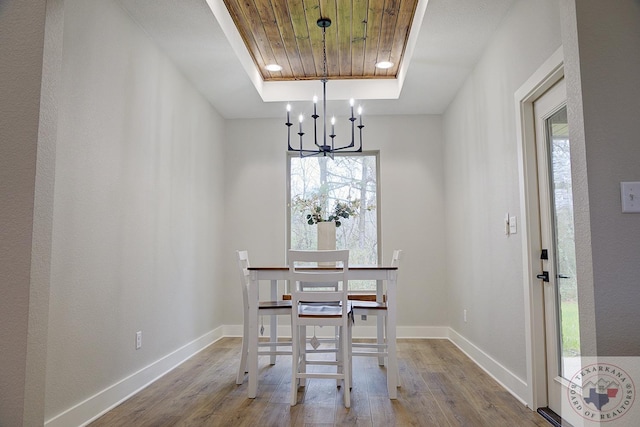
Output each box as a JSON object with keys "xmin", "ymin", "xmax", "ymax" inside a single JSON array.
[
  {"xmin": 537, "ymin": 271, "xmax": 549, "ymax": 282},
  {"xmin": 558, "ymin": 274, "xmax": 570, "ymax": 279}
]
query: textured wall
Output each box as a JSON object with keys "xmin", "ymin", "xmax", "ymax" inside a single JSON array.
[
  {"xmin": 0, "ymin": 1, "xmax": 47, "ymax": 425},
  {"xmin": 43, "ymin": 0, "xmax": 226, "ymax": 420},
  {"xmin": 564, "ymin": 0, "xmax": 640, "ymax": 355},
  {"xmin": 443, "ymin": 0, "xmax": 562, "ymax": 381}
]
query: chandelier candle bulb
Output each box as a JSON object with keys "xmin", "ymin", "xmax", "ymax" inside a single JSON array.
[
  {"xmin": 350, "ymin": 98, "xmax": 355, "ymax": 118},
  {"xmin": 331, "ymin": 116, "xmax": 335, "ymax": 135},
  {"xmin": 286, "ymin": 104, "xmax": 291, "ymax": 123},
  {"xmin": 358, "ymin": 106, "xmax": 363, "ymax": 126}
]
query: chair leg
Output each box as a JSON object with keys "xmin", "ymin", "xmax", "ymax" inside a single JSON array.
[
  {"xmin": 348, "ymin": 321, "xmax": 353, "ymax": 389},
  {"xmin": 336, "ymin": 327, "xmax": 342, "ymax": 387},
  {"xmin": 342, "ymin": 324, "xmax": 351, "ymax": 408},
  {"xmin": 269, "ymin": 314, "xmax": 278, "ymax": 365},
  {"xmin": 299, "ymin": 325, "xmax": 306, "ymax": 386},
  {"xmin": 377, "ymin": 314, "xmax": 385, "ymax": 366},
  {"xmin": 236, "ymin": 320, "xmax": 249, "ymax": 385},
  {"xmin": 291, "ymin": 325, "xmax": 299, "ymax": 406}
]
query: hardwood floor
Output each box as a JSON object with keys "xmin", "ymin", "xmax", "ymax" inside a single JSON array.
[{"xmin": 90, "ymin": 338, "xmax": 549, "ymax": 426}]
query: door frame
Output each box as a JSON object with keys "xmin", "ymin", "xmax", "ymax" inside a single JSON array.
[{"xmin": 514, "ymin": 46, "xmax": 564, "ymax": 409}]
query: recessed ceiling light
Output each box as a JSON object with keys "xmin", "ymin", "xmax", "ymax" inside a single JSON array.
[
  {"xmin": 265, "ymin": 63, "xmax": 283, "ymax": 72},
  {"xmin": 375, "ymin": 61, "xmax": 394, "ymax": 69}
]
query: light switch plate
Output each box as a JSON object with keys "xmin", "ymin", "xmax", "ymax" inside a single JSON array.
[
  {"xmin": 509, "ymin": 216, "xmax": 517, "ymax": 234},
  {"xmin": 621, "ymin": 182, "xmax": 640, "ymax": 213}
]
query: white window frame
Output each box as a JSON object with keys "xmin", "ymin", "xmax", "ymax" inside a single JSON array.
[{"xmin": 286, "ymin": 151, "xmax": 382, "ymax": 291}]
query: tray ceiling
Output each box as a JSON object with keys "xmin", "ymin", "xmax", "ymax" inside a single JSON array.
[
  {"xmin": 117, "ymin": 0, "xmax": 518, "ymax": 118},
  {"xmin": 222, "ymin": 0, "xmax": 419, "ymax": 82}
]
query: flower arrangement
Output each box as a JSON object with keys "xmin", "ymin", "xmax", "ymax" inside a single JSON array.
[{"xmin": 292, "ymin": 193, "xmax": 361, "ymax": 227}]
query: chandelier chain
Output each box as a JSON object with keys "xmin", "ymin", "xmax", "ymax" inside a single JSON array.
[{"xmin": 322, "ymin": 26, "xmax": 328, "ymax": 82}]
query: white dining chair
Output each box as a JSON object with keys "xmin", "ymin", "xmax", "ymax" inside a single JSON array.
[
  {"xmin": 288, "ymin": 249, "xmax": 352, "ymax": 408},
  {"xmin": 350, "ymin": 249, "xmax": 401, "ymax": 382},
  {"xmin": 236, "ymin": 250, "xmax": 292, "ymax": 385}
]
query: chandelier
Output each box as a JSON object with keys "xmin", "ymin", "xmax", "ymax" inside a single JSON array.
[{"xmin": 286, "ymin": 17, "xmax": 364, "ymax": 158}]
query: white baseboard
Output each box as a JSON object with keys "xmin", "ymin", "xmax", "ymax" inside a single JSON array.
[
  {"xmin": 447, "ymin": 328, "xmax": 529, "ymax": 405},
  {"xmin": 45, "ymin": 327, "xmax": 225, "ymax": 427},
  {"xmin": 47, "ymin": 325, "xmax": 528, "ymax": 426}
]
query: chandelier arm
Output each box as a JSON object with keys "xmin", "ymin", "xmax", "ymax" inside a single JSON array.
[
  {"xmin": 313, "ymin": 107, "xmax": 319, "ymax": 148},
  {"xmin": 332, "ymin": 119, "xmax": 364, "ymax": 151},
  {"xmin": 298, "ymin": 124, "xmax": 304, "ymax": 153},
  {"xmin": 296, "ymin": 150, "xmax": 331, "ymax": 158},
  {"xmin": 332, "ymin": 145, "xmax": 362, "ymax": 152},
  {"xmin": 286, "ymin": 122, "xmax": 294, "ymax": 151}
]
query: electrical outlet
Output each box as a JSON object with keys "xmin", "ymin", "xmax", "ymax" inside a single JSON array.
[
  {"xmin": 464, "ymin": 309, "xmax": 467, "ymax": 323},
  {"xmin": 136, "ymin": 331, "xmax": 142, "ymax": 349}
]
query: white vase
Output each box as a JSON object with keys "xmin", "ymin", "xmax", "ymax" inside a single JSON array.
[
  {"xmin": 317, "ymin": 221, "xmax": 336, "ymax": 250},
  {"xmin": 317, "ymin": 221, "xmax": 337, "ymax": 266}
]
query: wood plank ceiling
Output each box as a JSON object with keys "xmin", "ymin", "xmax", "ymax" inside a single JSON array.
[{"xmin": 223, "ymin": 0, "xmax": 419, "ymax": 82}]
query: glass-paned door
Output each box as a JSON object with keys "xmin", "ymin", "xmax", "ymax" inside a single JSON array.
[
  {"xmin": 546, "ymin": 106, "xmax": 580, "ymax": 378},
  {"xmin": 534, "ymin": 78, "xmax": 581, "ymax": 423}
]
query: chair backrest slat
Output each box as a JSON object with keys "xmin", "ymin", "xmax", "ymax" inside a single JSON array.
[
  {"xmin": 237, "ymin": 250, "xmax": 250, "ymax": 310},
  {"xmin": 288, "ymin": 250, "xmax": 350, "ymax": 307}
]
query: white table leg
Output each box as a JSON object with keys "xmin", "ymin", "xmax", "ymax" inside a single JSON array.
[
  {"xmin": 248, "ymin": 271, "xmax": 259, "ymax": 398},
  {"xmin": 386, "ymin": 271, "xmax": 398, "ymax": 398},
  {"xmin": 376, "ymin": 279, "xmax": 385, "ymax": 366},
  {"xmin": 270, "ymin": 279, "xmax": 277, "ymax": 364}
]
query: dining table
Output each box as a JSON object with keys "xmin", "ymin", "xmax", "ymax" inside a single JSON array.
[{"xmin": 246, "ymin": 265, "xmax": 399, "ymax": 399}]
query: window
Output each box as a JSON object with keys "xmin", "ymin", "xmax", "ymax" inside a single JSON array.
[{"xmin": 287, "ymin": 153, "xmax": 380, "ymax": 290}]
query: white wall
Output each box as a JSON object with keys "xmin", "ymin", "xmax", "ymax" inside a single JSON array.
[
  {"xmin": 223, "ymin": 115, "xmax": 448, "ymax": 331},
  {"xmin": 43, "ymin": 0, "xmax": 225, "ymax": 421},
  {"xmin": 561, "ymin": 0, "xmax": 640, "ymax": 355},
  {"xmin": 443, "ymin": 0, "xmax": 562, "ymax": 381},
  {"xmin": 0, "ymin": 1, "xmax": 48, "ymax": 425}
]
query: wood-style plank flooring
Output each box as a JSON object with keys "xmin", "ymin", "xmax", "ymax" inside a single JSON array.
[{"xmin": 90, "ymin": 338, "xmax": 549, "ymax": 426}]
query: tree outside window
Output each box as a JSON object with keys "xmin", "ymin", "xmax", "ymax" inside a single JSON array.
[{"xmin": 289, "ymin": 154, "xmax": 379, "ymax": 290}]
